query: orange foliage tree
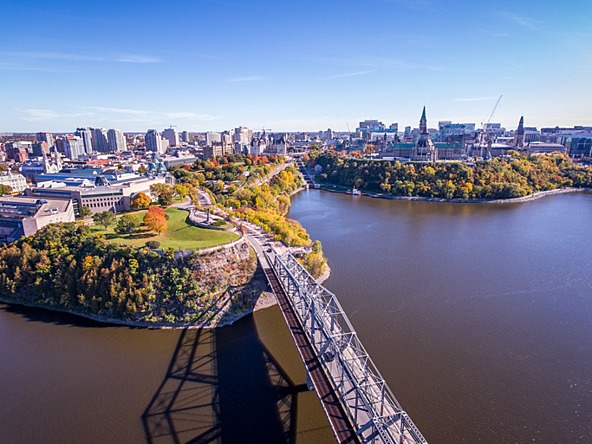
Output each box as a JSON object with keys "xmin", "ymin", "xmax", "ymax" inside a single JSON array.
[{"xmin": 143, "ymin": 206, "xmax": 168, "ymax": 235}]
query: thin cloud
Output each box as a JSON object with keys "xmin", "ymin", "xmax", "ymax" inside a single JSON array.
[
  {"xmin": 497, "ymin": 11, "xmax": 542, "ymax": 31},
  {"xmin": 86, "ymin": 106, "xmax": 150, "ymax": 115},
  {"xmin": 455, "ymin": 97, "xmax": 498, "ymax": 102},
  {"xmin": 0, "ymin": 62, "xmax": 78, "ymax": 73},
  {"xmin": 83, "ymin": 106, "xmax": 220, "ymax": 123},
  {"xmin": 115, "ymin": 54, "xmax": 161, "ymax": 63},
  {"xmin": 229, "ymin": 75, "xmax": 263, "ymax": 83},
  {"xmin": 320, "ymin": 70, "xmax": 375, "ymax": 81},
  {"xmin": 0, "ymin": 51, "xmax": 161, "ymax": 64},
  {"xmin": 19, "ymin": 109, "xmax": 61, "ymax": 121}
]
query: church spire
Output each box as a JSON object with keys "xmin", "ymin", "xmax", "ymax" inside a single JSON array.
[{"xmin": 419, "ymin": 106, "xmax": 428, "ymax": 135}]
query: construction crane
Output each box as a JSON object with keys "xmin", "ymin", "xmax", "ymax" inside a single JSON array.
[
  {"xmin": 483, "ymin": 95, "xmax": 503, "ymax": 128},
  {"xmin": 479, "ymin": 95, "xmax": 502, "ymax": 158}
]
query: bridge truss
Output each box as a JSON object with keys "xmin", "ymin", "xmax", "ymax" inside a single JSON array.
[{"xmin": 271, "ymin": 252, "xmax": 427, "ymax": 444}]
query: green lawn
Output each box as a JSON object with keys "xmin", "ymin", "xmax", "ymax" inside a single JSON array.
[{"xmin": 91, "ymin": 207, "xmax": 239, "ymax": 250}]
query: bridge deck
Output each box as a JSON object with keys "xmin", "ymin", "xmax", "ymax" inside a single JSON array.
[{"xmin": 263, "ymin": 265, "xmax": 360, "ymax": 444}]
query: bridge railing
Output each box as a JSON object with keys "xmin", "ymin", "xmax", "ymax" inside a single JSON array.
[{"xmin": 272, "ymin": 252, "xmax": 427, "ymax": 444}]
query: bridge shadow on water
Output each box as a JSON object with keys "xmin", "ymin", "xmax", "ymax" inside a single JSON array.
[{"xmin": 142, "ymin": 315, "xmax": 309, "ymax": 444}]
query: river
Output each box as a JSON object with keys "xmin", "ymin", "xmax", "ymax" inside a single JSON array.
[{"xmin": 1, "ymin": 190, "xmax": 591, "ymax": 443}]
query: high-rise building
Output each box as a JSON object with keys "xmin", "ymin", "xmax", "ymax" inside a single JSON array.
[
  {"xmin": 91, "ymin": 128, "xmax": 110, "ymax": 152},
  {"xmin": 36, "ymin": 132, "xmax": 54, "ymax": 147},
  {"xmin": 145, "ymin": 129, "xmax": 164, "ymax": 153},
  {"xmin": 162, "ymin": 127, "xmax": 179, "ymax": 147},
  {"xmin": 63, "ymin": 135, "xmax": 85, "ymax": 160},
  {"xmin": 233, "ymin": 127, "xmax": 252, "ymax": 145},
  {"xmin": 181, "ymin": 131, "xmax": 190, "ymax": 143},
  {"xmin": 206, "ymin": 132, "xmax": 221, "ymax": 145},
  {"xmin": 107, "ymin": 129, "xmax": 127, "ymax": 152},
  {"xmin": 32, "ymin": 141, "xmax": 50, "ymax": 157},
  {"xmin": 75, "ymin": 128, "xmax": 93, "ymax": 154}
]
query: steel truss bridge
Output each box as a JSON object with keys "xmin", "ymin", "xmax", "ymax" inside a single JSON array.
[{"xmin": 263, "ymin": 250, "xmax": 428, "ymax": 444}]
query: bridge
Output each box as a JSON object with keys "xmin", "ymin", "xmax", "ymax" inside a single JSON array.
[{"xmin": 249, "ymin": 234, "xmax": 428, "ymax": 443}]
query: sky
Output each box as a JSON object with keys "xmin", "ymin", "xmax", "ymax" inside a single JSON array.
[{"xmin": 1, "ymin": 0, "xmax": 591, "ymax": 133}]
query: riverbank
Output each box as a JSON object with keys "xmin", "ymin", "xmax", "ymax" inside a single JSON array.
[{"xmin": 318, "ymin": 184, "xmax": 591, "ymax": 204}]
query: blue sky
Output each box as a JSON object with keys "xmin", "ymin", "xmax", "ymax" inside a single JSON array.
[{"xmin": 1, "ymin": 0, "xmax": 591, "ymax": 133}]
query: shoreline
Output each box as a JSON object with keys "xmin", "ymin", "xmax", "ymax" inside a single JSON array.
[
  {"xmin": 0, "ymin": 288, "xmax": 279, "ymax": 330},
  {"xmin": 316, "ymin": 185, "xmax": 591, "ymax": 204}
]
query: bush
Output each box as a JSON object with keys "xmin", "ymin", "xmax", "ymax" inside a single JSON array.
[{"xmin": 146, "ymin": 240, "xmax": 161, "ymax": 249}]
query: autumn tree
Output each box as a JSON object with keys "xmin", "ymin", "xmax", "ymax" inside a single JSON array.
[
  {"xmin": 130, "ymin": 192, "xmax": 151, "ymax": 210},
  {"xmin": 0, "ymin": 184, "xmax": 12, "ymax": 196},
  {"xmin": 150, "ymin": 183, "xmax": 174, "ymax": 207},
  {"xmin": 143, "ymin": 206, "xmax": 168, "ymax": 235},
  {"xmin": 174, "ymin": 184, "xmax": 189, "ymax": 199}
]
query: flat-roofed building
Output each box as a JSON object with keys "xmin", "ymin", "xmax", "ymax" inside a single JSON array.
[
  {"xmin": 25, "ymin": 172, "xmax": 168, "ymax": 215},
  {"xmin": 0, "ymin": 196, "xmax": 75, "ymax": 243},
  {"xmin": 525, "ymin": 142, "xmax": 567, "ymax": 155}
]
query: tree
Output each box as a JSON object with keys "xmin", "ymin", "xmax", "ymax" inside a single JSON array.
[
  {"xmin": 92, "ymin": 211, "xmax": 116, "ymax": 229},
  {"xmin": 174, "ymin": 184, "xmax": 189, "ymax": 199},
  {"xmin": 143, "ymin": 206, "xmax": 168, "ymax": 235},
  {"xmin": 0, "ymin": 184, "xmax": 12, "ymax": 196},
  {"xmin": 130, "ymin": 192, "xmax": 151, "ymax": 210},
  {"xmin": 116, "ymin": 214, "xmax": 140, "ymax": 235},
  {"xmin": 150, "ymin": 183, "xmax": 174, "ymax": 207},
  {"xmin": 78, "ymin": 205, "xmax": 92, "ymax": 218},
  {"xmin": 137, "ymin": 164, "xmax": 148, "ymax": 174}
]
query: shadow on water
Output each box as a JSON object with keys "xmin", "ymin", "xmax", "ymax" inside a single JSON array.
[
  {"xmin": 0, "ymin": 303, "xmax": 116, "ymax": 328},
  {"xmin": 142, "ymin": 316, "xmax": 308, "ymax": 444}
]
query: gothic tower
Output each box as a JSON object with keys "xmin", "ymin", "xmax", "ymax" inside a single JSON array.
[
  {"xmin": 413, "ymin": 107, "xmax": 437, "ymax": 162},
  {"xmin": 514, "ymin": 116, "xmax": 525, "ymax": 148}
]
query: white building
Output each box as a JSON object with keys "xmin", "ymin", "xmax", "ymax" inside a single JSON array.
[
  {"xmin": 206, "ymin": 132, "xmax": 221, "ymax": 145},
  {"xmin": 0, "ymin": 173, "xmax": 28, "ymax": 192},
  {"xmin": 162, "ymin": 127, "xmax": 180, "ymax": 147}
]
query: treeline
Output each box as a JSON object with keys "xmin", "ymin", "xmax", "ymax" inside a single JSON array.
[
  {"xmin": 0, "ymin": 223, "xmax": 256, "ymax": 325},
  {"xmin": 310, "ymin": 150, "xmax": 592, "ymax": 199},
  {"xmin": 227, "ymin": 165, "xmax": 308, "ymax": 246},
  {"xmin": 170, "ymin": 154, "xmax": 285, "ymax": 185}
]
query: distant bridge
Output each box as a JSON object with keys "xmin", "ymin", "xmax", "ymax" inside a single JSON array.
[{"xmin": 260, "ymin": 249, "xmax": 428, "ymax": 444}]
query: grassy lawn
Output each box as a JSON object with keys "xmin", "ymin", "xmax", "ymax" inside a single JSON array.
[{"xmin": 91, "ymin": 207, "xmax": 239, "ymax": 250}]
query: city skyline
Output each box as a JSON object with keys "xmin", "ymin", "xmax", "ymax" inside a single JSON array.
[{"xmin": 1, "ymin": 0, "xmax": 591, "ymax": 132}]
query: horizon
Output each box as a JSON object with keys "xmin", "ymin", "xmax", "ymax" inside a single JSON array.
[{"xmin": 1, "ymin": 0, "xmax": 591, "ymax": 133}]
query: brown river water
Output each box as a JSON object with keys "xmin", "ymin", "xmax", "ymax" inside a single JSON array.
[{"xmin": 1, "ymin": 190, "xmax": 591, "ymax": 443}]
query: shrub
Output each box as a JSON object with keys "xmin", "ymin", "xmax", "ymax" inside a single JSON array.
[{"xmin": 146, "ymin": 240, "xmax": 161, "ymax": 249}]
